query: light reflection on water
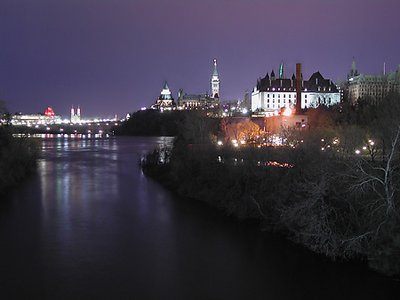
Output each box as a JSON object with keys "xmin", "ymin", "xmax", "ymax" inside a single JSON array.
[
  {"xmin": 36, "ymin": 137, "xmax": 175, "ymax": 250},
  {"xmin": 1, "ymin": 136, "xmax": 399, "ymax": 299}
]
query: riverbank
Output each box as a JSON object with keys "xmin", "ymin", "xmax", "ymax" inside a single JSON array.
[
  {"xmin": 0, "ymin": 129, "xmax": 38, "ymax": 194},
  {"xmin": 3, "ymin": 137, "xmax": 400, "ymax": 299},
  {"xmin": 142, "ymin": 137, "xmax": 400, "ymax": 277}
]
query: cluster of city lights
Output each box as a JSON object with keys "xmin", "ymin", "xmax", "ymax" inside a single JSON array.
[
  {"xmin": 265, "ymin": 161, "xmax": 293, "ymax": 168},
  {"xmin": 12, "ymin": 133, "xmax": 111, "ymax": 139},
  {"xmin": 355, "ymin": 139, "xmax": 375, "ymax": 155},
  {"xmin": 217, "ymin": 132, "xmax": 378, "ymax": 160},
  {"xmin": 319, "ymin": 137, "xmax": 377, "ymax": 156}
]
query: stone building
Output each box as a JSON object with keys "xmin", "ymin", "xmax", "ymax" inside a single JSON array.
[
  {"xmin": 348, "ymin": 59, "xmax": 400, "ymax": 104},
  {"xmin": 251, "ymin": 64, "xmax": 340, "ymax": 116}
]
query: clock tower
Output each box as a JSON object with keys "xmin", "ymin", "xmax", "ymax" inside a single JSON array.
[{"xmin": 210, "ymin": 59, "xmax": 220, "ymax": 99}]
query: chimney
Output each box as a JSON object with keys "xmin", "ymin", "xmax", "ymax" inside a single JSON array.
[{"xmin": 296, "ymin": 63, "xmax": 302, "ymax": 114}]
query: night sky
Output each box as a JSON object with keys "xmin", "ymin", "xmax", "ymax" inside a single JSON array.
[{"xmin": 1, "ymin": 0, "xmax": 399, "ymax": 118}]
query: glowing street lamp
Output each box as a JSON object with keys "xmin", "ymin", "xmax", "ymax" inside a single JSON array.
[{"xmin": 282, "ymin": 107, "xmax": 292, "ymax": 117}]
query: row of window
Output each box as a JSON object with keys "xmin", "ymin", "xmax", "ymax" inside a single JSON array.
[
  {"xmin": 266, "ymin": 99, "xmax": 293, "ymax": 104},
  {"xmin": 266, "ymin": 93, "xmax": 296, "ymax": 98}
]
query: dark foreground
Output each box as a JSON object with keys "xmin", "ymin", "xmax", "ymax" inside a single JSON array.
[{"xmin": 0, "ymin": 137, "xmax": 399, "ymax": 299}]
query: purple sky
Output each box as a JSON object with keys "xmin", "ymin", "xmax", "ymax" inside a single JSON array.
[{"xmin": 1, "ymin": 0, "xmax": 400, "ymax": 118}]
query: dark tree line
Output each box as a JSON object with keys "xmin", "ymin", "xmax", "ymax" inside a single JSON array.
[
  {"xmin": 142, "ymin": 93, "xmax": 400, "ymax": 276},
  {"xmin": 0, "ymin": 101, "xmax": 37, "ymax": 194}
]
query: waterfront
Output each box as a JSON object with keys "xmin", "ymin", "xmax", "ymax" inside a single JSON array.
[{"xmin": 0, "ymin": 137, "xmax": 399, "ymax": 299}]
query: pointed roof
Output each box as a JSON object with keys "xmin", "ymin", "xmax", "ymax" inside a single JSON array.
[
  {"xmin": 212, "ymin": 59, "xmax": 219, "ymax": 76},
  {"xmin": 351, "ymin": 58, "xmax": 357, "ymax": 72},
  {"xmin": 256, "ymin": 68, "xmax": 338, "ymax": 93},
  {"xmin": 348, "ymin": 57, "xmax": 359, "ymax": 78},
  {"xmin": 308, "ymin": 71, "xmax": 324, "ymax": 82},
  {"xmin": 158, "ymin": 81, "xmax": 173, "ymax": 100},
  {"xmin": 163, "ymin": 81, "xmax": 169, "ymax": 90}
]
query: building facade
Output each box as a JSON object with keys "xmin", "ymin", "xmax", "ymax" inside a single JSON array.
[
  {"xmin": 251, "ymin": 65, "xmax": 340, "ymax": 116},
  {"xmin": 177, "ymin": 90, "xmax": 209, "ymax": 109},
  {"xmin": 348, "ymin": 60, "xmax": 400, "ymax": 104}
]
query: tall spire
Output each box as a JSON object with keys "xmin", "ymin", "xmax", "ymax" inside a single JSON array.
[
  {"xmin": 348, "ymin": 57, "xmax": 359, "ymax": 79},
  {"xmin": 279, "ymin": 62, "xmax": 284, "ymax": 79},
  {"xmin": 163, "ymin": 80, "xmax": 169, "ymax": 90},
  {"xmin": 213, "ymin": 59, "xmax": 218, "ymax": 76},
  {"xmin": 211, "ymin": 58, "xmax": 220, "ymax": 99}
]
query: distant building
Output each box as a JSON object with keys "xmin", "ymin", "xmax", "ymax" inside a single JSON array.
[
  {"xmin": 177, "ymin": 90, "xmax": 209, "ymax": 109},
  {"xmin": 70, "ymin": 106, "xmax": 81, "ymax": 123},
  {"xmin": 151, "ymin": 81, "xmax": 175, "ymax": 110},
  {"xmin": 251, "ymin": 64, "xmax": 340, "ymax": 116},
  {"xmin": 12, "ymin": 106, "xmax": 62, "ymax": 126},
  {"xmin": 348, "ymin": 59, "xmax": 400, "ymax": 104},
  {"xmin": 210, "ymin": 59, "xmax": 220, "ymax": 99},
  {"xmin": 176, "ymin": 59, "xmax": 220, "ymax": 109}
]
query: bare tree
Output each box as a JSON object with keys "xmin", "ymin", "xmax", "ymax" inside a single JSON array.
[{"xmin": 350, "ymin": 125, "xmax": 399, "ymax": 217}]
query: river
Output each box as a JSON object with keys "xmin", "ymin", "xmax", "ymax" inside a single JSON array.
[{"xmin": 0, "ymin": 137, "xmax": 399, "ymax": 299}]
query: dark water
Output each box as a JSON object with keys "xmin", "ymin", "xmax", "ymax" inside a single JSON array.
[{"xmin": 1, "ymin": 137, "xmax": 399, "ymax": 299}]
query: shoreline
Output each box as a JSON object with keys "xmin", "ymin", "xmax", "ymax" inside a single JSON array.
[{"xmin": 141, "ymin": 142, "xmax": 400, "ymax": 278}]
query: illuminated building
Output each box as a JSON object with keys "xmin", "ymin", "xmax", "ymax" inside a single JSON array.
[
  {"xmin": 177, "ymin": 90, "xmax": 209, "ymax": 109},
  {"xmin": 211, "ymin": 58, "xmax": 220, "ymax": 99},
  {"xmin": 348, "ymin": 59, "xmax": 400, "ymax": 104},
  {"xmin": 70, "ymin": 105, "xmax": 81, "ymax": 123},
  {"xmin": 251, "ymin": 63, "xmax": 340, "ymax": 116},
  {"xmin": 176, "ymin": 59, "xmax": 220, "ymax": 109},
  {"xmin": 44, "ymin": 106, "xmax": 55, "ymax": 117},
  {"xmin": 151, "ymin": 81, "xmax": 175, "ymax": 110},
  {"xmin": 11, "ymin": 106, "xmax": 62, "ymax": 125}
]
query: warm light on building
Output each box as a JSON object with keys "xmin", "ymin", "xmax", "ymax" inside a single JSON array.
[{"xmin": 282, "ymin": 107, "xmax": 292, "ymax": 117}]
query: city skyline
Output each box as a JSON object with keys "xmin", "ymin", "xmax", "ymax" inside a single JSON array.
[{"xmin": 1, "ymin": 0, "xmax": 400, "ymax": 118}]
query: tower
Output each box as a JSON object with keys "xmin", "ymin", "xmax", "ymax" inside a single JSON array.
[
  {"xmin": 348, "ymin": 57, "xmax": 359, "ymax": 79},
  {"xmin": 70, "ymin": 105, "xmax": 81, "ymax": 123},
  {"xmin": 210, "ymin": 59, "xmax": 220, "ymax": 99},
  {"xmin": 295, "ymin": 63, "xmax": 302, "ymax": 113}
]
